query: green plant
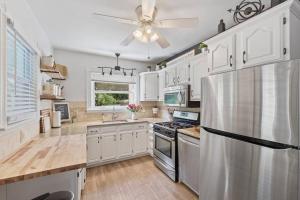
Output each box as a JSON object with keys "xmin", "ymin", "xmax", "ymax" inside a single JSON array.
[{"xmin": 199, "ymin": 42, "xmax": 208, "ymax": 49}]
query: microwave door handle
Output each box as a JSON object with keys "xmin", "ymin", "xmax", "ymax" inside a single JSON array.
[
  {"xmin": 179, "ymin": 91, "xmax": 185, "ymax": 105},
  {"xmin": 178, "ymin": 92, "xmax": 182, "ymax": 106}
]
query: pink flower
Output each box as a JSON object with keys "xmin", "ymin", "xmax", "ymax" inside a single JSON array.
[{"xmin": 127, "ymin": 104, "xmax": 143, "ymax": 113}]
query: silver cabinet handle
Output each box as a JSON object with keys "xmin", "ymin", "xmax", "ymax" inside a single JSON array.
[{"xmin": 230, "ymin": 55, "xmax": 233, "ymax": 67}]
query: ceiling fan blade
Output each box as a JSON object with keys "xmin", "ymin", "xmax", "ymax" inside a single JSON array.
[
  {"xmin": 93, "ymin": 13, "xmax": 138, "ymax": 25},
  {"xmin": 120, "ymin": 33, "xmax": 135, "ymax": 46},
  {"xmin": 142, "ymin": 0, "xmax": 156, "ymax": 21},
  {"xmin": 156, "ymin": 32, "xmax": 170, "ymax": 49},
  {"xmin": 155, "ymin": 18, "xmax": 199, "ymax": 28}
]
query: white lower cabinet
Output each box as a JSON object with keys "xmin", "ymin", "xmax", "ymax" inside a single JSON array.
[
  {"xmin": 118, "ymin": 131, "xmax": 133, "ymax": 158},
  {"xmin": 1, "ymin": 170, "xmax": 81, "ymax": 200},
  {"xmin": 87, "ymin": 135, "xmax": 100, "ymax": 164},
  {"xmin": 87, "ymin": 123, "xmax": 148, "ymax": 166},
  {"xmin": 133, "ymin": 130, "xmax": 148, "ymax": 155},
  {"xmin": 100, "ymin": 133, "xmax": 118, "ymax": 162}
]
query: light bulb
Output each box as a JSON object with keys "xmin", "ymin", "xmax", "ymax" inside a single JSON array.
[
  {"xmin": 133, "ymin": 29, "xmax": 143, "ymax": 38},
  {"xmin": 145, "ymin": 25, "xmax": 152, "ymax": 34},
  {"xmin": 150, "ymin": 33, "xmax": 159, "ymax": 42}
]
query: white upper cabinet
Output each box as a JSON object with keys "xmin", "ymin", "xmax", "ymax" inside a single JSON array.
[
  {"xmin": 176, "ymin": 61, "xmax": 190, "ymax": 85},
  {"xmin": 203, "ymin": 1, "xmax": 300, "ymax": 72},
  {"xmin": 158, "ymin": 70, "xmax": 165, "ymax": 101},
  {"xmin": 100, "ymin": 133, "xmax": 118, "ymax": 162},
  {"xmin": 165, "ymin": 61, "xmax": 190, "ymax": 87},
  {"xmin": 207, "ymin": 35, "xmax": 235, "ymax": 74},
  {"xmin": 236, "ymin": 11, "xmax": 285, "ymax": 69},
  {"xmin": 118, "ymin": 131, "xmax": 133, "ymax": 158},
  {"xmin": 165, "ymin": 65, "xmax": 177, "ymax": 87},
  {"xmin": 189, "ymin": 53, "xmax": 209, "ymax": 101},
  {"xmin": 139, "ymin": 72, "xmax": 159, "ymax": 101}
]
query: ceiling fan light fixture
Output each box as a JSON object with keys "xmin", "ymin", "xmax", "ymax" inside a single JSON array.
[
  {"xmin": 145, "ymin": 25, "xmax": 152, "ymax": 34},
  {"xmin": 133, "ymin": 29, "xmax": 143, "ymax": 38},
  {"xmin": 150, "ymin": 33, "xmax": 159, "ymax": 42}
]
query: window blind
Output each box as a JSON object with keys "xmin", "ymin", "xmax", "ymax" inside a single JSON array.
[{"xmin": 6, "ymin": 27, "xmax": 37, "ymax": 125}]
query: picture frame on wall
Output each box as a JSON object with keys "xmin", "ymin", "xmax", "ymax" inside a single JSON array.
[{"xmin": 53, "ymin": 102, "xmax": 71, "ymax": 122}]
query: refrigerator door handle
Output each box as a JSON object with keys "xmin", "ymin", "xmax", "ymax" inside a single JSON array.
[{"xmin": 202, "ymin": 127, "xmax": 298, "ymax": 150}]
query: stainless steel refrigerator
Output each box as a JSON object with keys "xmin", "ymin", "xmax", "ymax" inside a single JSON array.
[{"xmin": 199, "ymin": 60, "xmax": 300, "ymax": 200}]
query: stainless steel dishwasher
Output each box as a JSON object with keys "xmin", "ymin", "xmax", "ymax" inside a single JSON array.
[{"xmin": 178, "ymin": 133, "xmax": 200, "ymax": 195}]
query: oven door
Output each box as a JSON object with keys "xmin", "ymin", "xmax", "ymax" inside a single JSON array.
[
  {"xmin": 153, "ymin": 132, "xmax": 176, "ymax": 167},
  {"xmin": 164, "ymin": 89, "xmax": 187, "ymax": 107}
]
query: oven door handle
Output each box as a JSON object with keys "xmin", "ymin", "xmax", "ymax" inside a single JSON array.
[{"xmin": 154, "ymin": 132, "xmax": 175, "ymax": 141}]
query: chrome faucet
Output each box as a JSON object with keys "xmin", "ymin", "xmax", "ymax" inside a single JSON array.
[{"xmin": 112, "ymin": 112, "xmax": 119, "ymax": 121}]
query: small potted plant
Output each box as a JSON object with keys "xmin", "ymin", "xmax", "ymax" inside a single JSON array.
[
  {"xmin": 198, "ymin": 42, "xmax": 208, "ymax": 54},
  {"xmin": 127, "ymin": 104, "xmax": 143, "ymax": 120}
]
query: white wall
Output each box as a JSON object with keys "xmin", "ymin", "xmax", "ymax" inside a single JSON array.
[
  {"xmin": 5, "ymin": 0, "xmax": 52, "ymax": 55},
  {"xmin": 53, "ymin": 49, "xmax": 151, "ymax": 102},
  {"xmin": 0, "ymin": 0, "xmax": 52, "ymax": 160}
]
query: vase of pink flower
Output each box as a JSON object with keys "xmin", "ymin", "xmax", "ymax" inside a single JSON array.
[{"xmin": 127, "ymin": 104, "xmax": 143, "ymax": 120}]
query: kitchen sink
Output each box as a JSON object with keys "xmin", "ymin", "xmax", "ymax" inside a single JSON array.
[{"xmin": 102, "ymin": 120, "xmax": 129, "ymax": 124}]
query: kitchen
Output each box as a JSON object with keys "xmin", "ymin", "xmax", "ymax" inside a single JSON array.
[{"xmin": 1, "ymin": 0, "xmax": 300, "ymax": 200}]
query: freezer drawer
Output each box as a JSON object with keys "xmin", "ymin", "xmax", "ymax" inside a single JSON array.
[{"xmin": 199, "ymin": 128, "xmax": 299, "ymax": 200}]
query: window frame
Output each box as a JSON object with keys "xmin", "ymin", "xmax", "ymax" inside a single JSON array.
[
  {"xmin": 0, "ymin": 10, "xmax": 39, "ymax": 130},
  {"xmin": 0, "ymin": 8, "xmax": 6, "ymax": 130},
  {"xmin": 86, "ymin": 70, "xmax": 138, "ymax": 112}
]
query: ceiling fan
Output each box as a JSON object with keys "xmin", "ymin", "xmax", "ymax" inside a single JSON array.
[{"xmin": 93, "ymin": 0, "xmax": 199, "ymax": 49}]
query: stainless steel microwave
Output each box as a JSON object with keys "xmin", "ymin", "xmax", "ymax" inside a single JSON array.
[{"xmin": 163, "ymin": 85, "xmax": 200, "ymax": 107}]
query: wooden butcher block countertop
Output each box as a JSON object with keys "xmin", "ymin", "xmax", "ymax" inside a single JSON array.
[
  {"xmin": 0, "ymin": 134, "xmax": 86, "ymax": 185},
  {"xmin": 178, "ymin": 127, "xmax": 200, "ymax": 139}
]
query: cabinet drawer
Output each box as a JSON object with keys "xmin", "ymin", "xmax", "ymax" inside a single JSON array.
[
  {"xmin": 118, "ymin": 124, "xmax": 134, "ymax": 132},
  {"xmin": 134, "ymin": 123, "xmax": 148, "ymax": 130},
  {"xmin": 87, "ymin": 127, "xmax": 101, "ymax": 135},
  {"xmin": 100, "ymin": 125, "xmax": 118, "ymax": 133}
]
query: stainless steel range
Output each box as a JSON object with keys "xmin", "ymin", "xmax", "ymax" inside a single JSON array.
[{"xmin": 153, "ymin": 111, "xmax": 199, "ymax": 181}]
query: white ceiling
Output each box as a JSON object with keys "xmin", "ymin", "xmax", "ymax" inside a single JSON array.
[{"xmin": 27, "ymin": 0, "xmax": 270, "ymax": 62}]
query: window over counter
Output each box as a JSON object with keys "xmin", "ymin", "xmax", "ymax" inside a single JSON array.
[
  {"xmin": 6, "ymin": 26, "xmax": 38, "ymax": 125},
  {"xmin": 0, "ymin": 12, "xmax": 38, "ymax": 129},
  {"xmin": 87, "ymin": 72, "xmax": 138, "ymax": 112}
]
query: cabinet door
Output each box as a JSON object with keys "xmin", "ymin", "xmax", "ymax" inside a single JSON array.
[
  {"xmin": 165, "ymin": 66, "xmax": 177, "ymax": 87},
  {"xmin": 133, "ymin": 130, "xmax": 148, "ymax": 154},
  {"xmin": 100, "ymin": 133, "xmax": 118, "ymax": 162},
  {"xmin": 145, "ymin": 73, "xmax": 159, "ymax": 101},
  {"xmin": 176, "ymin": 61, "xmax": 190, "ymax": 85},
  {"xmin": 139, "ymin": 74, "xmax": 146, "ymax": 101},
  {"xmin": 237, "ymin": 13, "xmax": 284, "ymax": 69},
  {"xmin": 118, "ymin": 131, "xmax": 133, "ymax": 158},
  {"xmin": 178, "ymin": 136, "xmax": 200, "ymax": 194},
  {"xmin": 207, "ymin": 35, "xmax": 235, "ymax": 74},
  {"xmin": 189, "ymin": 54, "xmax": 208, "ymax": 101},
  {"xmin": 158, "ymin": 70, "xmax": 165, "ymax": 101},
  {"xmin": 87, "ymin": 135, "xmax": 100, "ymax": 164}
]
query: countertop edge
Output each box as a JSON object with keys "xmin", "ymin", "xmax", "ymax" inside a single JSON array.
[
  {"xmin": 0, "ymin": 162, "xmax": 86, "ymax": 185},
  {"xmin": 178, "ymin": 128, "xmax": 200, "ymax": 139}
]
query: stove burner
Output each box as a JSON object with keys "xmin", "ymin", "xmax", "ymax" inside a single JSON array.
[{"xmin": 155, "ymin": 122, "xmax": 193, "ymax": 130}]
